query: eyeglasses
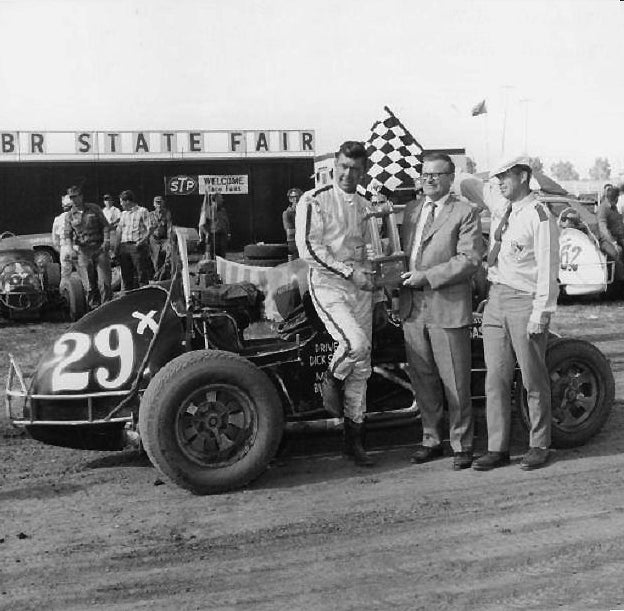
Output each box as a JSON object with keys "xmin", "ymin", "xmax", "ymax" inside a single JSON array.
[{"xmin": 421, "ymin": 172, "xmax": 453, "ymax": 181}]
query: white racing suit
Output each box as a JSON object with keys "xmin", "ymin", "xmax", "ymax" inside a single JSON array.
[{"xmin": 295, "ymin": 182, "xmax": 381, "ymax": 424}]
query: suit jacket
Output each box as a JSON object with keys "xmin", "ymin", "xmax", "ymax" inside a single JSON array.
[{"xmin": 399, "ymin": 193, "xmax": 483, "ymax": 327}]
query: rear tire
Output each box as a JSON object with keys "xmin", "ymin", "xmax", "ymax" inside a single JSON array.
[
  {"xmin": 517, "ymin": 338, "xmax": 614, "ymax": 448},
  {"xmin": 60, "ymin": 275, "xmax": 86, "ymax": 321},
  {"xmin": 139, "ymin": 350, "xmax": 284, "ymax": 494},
  {"xmin": 243, "ymin": 257, "xmax": 288, "ymax": 267},
  {"xmin": 43, "ymin": 263, "xmax": 61, "ymax": 290},
  {"xmin": 243, "ymin": 243, "xmax": 289, "ymax": 260}
]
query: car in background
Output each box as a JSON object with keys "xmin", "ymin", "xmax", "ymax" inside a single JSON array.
[
  {"xmin": 0, "ymin": 243, "xmax": 86, "ymax": 321},
  {"xmin": 0, "ymin": 231, "xmax": 59, "ymax": 268}
]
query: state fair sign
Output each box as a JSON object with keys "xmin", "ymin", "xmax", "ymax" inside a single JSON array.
[{"xmin": 199, "ymin": 175, "xmax": 248, "ymax": 194}]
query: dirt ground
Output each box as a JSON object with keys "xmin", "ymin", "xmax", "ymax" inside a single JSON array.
[{"xmin": 1, "ymin": 301, "xmax": 624, "ymax": 611}]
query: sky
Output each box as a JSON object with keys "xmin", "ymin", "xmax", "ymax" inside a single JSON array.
[{"xmin": 1, "ymin": 0, "xmax": 623, "ymax": 178}]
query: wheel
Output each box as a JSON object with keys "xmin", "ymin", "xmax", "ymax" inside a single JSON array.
[
  {"xmin": 139, "ymin": 350, "xmax": 284, "ymax": 494},
  {"xmin": 243, "ymin": 257, "xmax": 288, "ymax": 267},
  {"xmin": 517, "ymin": 338, "xmax": 614, "ymax": 448},
  {"xmin": 34, "ymin": 248, "xmax": 56, "ymax": 269},
  {"xmin": 243, "ymin": 243, "xmax": 289, "ymax": 260},
  {"xmin": 0, "ymin": 231, "xmax": 15, "ymax": 239},
  {"xmin": 43, "ymin": 262, "xmax": 61, "ymax": 290},
  {"xmin": 59, "ymin": 275, "xmax": 87, "ymax": 321}
]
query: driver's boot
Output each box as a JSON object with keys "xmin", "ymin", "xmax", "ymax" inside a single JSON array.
[{"xmin": 343, "ymin": 418, "xmax": 375, "ymax": 467}]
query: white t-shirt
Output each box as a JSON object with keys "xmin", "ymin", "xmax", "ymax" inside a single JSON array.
[{"xmin": 103, "ymin": 205, "xmax": 121, "ymax": 226}]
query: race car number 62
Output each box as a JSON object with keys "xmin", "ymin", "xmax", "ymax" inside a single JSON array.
[{"xmin": 51, "ymin": 324, "xmax": 135, "ymax": 392}]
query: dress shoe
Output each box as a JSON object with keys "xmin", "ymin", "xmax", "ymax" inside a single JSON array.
[
  {"xmin": 520, "ymin": 447, "xmax": 550, "ymax": 470},
  {"xmin": 410, "ymin": 445, "xmax": 444, "ymax": 464},
  {"xmin": 452, "ymin": 451, "xmax": 473, "ymax": 470},
  {"xmin": 472, "ymin": 451, "xmax": 510, "ymax": 471}
]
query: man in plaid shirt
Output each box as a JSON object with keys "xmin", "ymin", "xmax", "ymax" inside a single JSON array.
[{"xmin": 116, "ymin": 190, "xmax": 152, "ymax": 290}]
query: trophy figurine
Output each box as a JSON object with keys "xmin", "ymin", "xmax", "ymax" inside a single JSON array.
[{"xmin": 365, "ymin": 182, "xmax": 407, "ymax": 289}]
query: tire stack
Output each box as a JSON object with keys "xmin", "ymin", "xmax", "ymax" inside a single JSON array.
[{"xmin": 243, "ymin": 243, "xmax": 289, "ymax": 267}]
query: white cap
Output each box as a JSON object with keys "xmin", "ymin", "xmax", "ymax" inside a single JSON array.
[{"xmin": 489, "ymin": 155, "xmax": 532, "ymax": 179}]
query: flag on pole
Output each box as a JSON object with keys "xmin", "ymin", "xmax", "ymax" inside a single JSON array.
[
  {"xmin": 363, "ymin": 106, "xmax": 423, "ymax": 199},
  {"xmin": 471, "ymin": 99, "xmax": 487, "ymax": 116}
]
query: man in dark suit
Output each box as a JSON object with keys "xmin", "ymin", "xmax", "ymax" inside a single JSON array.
[{"xmin": 400, "ymin": 153, "xmax": 483, "ymax": 470}]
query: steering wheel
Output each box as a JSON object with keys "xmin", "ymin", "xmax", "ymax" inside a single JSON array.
[{"xmin": 0, "ymin": 231, "xmax": 16, "ymax": 239}]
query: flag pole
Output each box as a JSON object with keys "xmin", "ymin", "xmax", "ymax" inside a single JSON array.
[
  {"xmin": 484, "ymin": 113, "xmax": 490, "ymax": 170},
  {"xmin": 383, "ymin": 106, "xmax": 425, "ymax": 150}
]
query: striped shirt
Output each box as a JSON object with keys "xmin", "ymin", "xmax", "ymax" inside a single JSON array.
[{"xmin": 118, "ymin": 205, "xmax": 151, "ymax": 244}]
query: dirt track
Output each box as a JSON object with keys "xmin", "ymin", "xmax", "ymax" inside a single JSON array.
[{"xmin": 2, "ymin": 302, "xmax": 624, "ymax": 611}]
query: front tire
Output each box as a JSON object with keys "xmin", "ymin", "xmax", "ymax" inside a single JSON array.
[
  {"xmin": 517, "ymin": 338, "xmax": 615, "ymax": 448},
  {"xmin": 139, "ymin": 350, "xmax": 284, "ymax": 494}
]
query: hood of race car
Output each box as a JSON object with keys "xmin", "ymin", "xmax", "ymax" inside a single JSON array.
[{"xmin": 31, "ymin": 286, "xmax": 185, "ymax": 397}]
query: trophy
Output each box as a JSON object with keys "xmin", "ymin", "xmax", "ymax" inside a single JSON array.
[{"xmin": 365, "ymin": 182, "xmax": 407, "ymax": 289}]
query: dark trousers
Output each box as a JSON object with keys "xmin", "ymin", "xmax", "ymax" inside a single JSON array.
[
  {"xmin": 119, "ymin": 242, "xmax": 151, "ymax": 291},
  {"xmin": 76, "ymin": 246, "xmax": 112, "ymax": 309},
  {"xmin": 149, "ymin": 237, "xmax": 169, "ymax": 277}
]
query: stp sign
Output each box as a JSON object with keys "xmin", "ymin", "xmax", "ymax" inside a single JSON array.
[{"xmin": 166, "ymin": 175, "xmax": 198, "ymax": 195}]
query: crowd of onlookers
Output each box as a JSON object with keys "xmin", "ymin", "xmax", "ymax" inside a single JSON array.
[
  {"xmin": 51, "ymin": 186, "xmax": 234, "ymax": 311},
  {"xmin": 51, "ymin": 186, "xmax": 172, "ymax": 310}
]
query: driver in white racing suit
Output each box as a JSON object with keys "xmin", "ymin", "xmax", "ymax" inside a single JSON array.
[{"xmin": 295, "ymin": 140, "xmax": 385, "ymax": 467}]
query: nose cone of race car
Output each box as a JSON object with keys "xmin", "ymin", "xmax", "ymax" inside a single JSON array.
[{"xmin": 29, "ymin": 286, "xmax": 185, "ymax": 421}]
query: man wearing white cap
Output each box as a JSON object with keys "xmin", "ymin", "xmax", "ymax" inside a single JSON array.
[
  {"xmin": 52, "ymin": 195, "xmax": 73, "ymax": 280},
  {"xmin": 473, "ymin": 156, "xmax": 559, "ymax": 471}
]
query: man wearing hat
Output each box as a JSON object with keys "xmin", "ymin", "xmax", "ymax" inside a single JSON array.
[
  {"xmin": 148, "ymin": 195, "xmax": 173, "ymax": 275},
  {"xmin": 102, "ymin": 193, "xmax": 121, "ymax": 258},
  {"xmin": 473, "ymin": 157, "xmax": 559, "ymax": 471},
  {"xmin": 63, "ymin": 185, "xmax": 112, "ymax": 309},
  {"xmin": 283, "ymin": 188, "xmax": 302, "ymax": 257},
  {"xmin": 52, "ymin": 195, "xmax": 74, "ymax": 280}
]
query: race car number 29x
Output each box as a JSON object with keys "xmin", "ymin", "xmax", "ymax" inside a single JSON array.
[{"xmin": 51, "ymin": 324, "xmax": 135, "ymax": 392}]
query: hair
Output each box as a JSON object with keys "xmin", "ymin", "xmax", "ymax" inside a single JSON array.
[
  {"xmin": 336, "ymin": 141, "xmax": 367, "ymax": 164},
  {"xmin": 606, "ymin": 185, "xmax": 619, "ymax": 200},
  {"xmin": 120, "ymin": 189, "xmax": 135, "ymax": 201},
  {"xmin": 68, "ymin": 185, "xmax": 82, "ymax": 195},
  {"xmin": 153, "ymin": 195, "xmax": 165, "ymax": 202},
  {"xmin": 512, "ymin": 165, "xmax": 533, "ymax": 183},
  {"xmin": 422, "ymin": 152, "xmax": 455, "ymax": 174}
]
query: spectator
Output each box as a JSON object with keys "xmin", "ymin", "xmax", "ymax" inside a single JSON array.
[
  {"xmin": 52, "ymin": 195, "xmax": 73, "ymax": 280},
  {"xmin": 148, "ymin": 195, "xmax": 173, "ymax": 276},
  {"xmin": 63, "ymin": 185, "xmax": 112, "ymax": 309},
  {"xmin": 199, "ymin": 192, "xmax": 230, "ymax": 258},
  {"xmin": 102, "ymin": 193, "xmax": 121, "ymax": 257},
  {"xmin": 597, "ymin": 185, "xmax": 624, "ymax": 281},
  {"xmin": 116, "ymin": 189, "xmax": 152, "ymax": 290},
  {"xmin": 283, "ymin": 188, "xmax": 302, "ymax": 257}
]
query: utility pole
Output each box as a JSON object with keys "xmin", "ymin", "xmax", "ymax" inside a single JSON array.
[
  {"xmin": 500, "ymin": 85, "xmax": 514, "ymax": 157},
  {"xmin": 520, "ymin": 98, "xmax": 532, "ymax": 154}
]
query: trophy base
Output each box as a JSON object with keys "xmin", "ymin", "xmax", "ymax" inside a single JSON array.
[{"xmin": 371, "ymin": 254, "xmax": 407, "ymax": 289}]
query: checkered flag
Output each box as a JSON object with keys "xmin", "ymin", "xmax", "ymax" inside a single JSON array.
[{"xmin": 363, "ymin": 106, "xmax": 423, "ymax": 199}]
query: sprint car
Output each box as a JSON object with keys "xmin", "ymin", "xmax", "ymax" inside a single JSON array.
[
  {"xmin": 6, "ymin": 229, "xmax": 615, "ymax": 494},
  {"xmin": 0, "ymin": 243, "xmax": 86, "ymax": 321}
]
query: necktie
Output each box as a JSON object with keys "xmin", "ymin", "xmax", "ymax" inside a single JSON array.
[
  {"xmin": 414, "ymin": 202, "xmax": 436, "ymax": 263},
  {"xmin": 421, "ymin": 202, "xmax": 437, "ymax": 243},
  {"xmin": 487, "ymin": 204, "xmax": 512, "ymax": 267}
]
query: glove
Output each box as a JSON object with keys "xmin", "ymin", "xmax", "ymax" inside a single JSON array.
[{"xmin": 352, "ymin": 267, "xmax": 375, "ymax": 291}]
